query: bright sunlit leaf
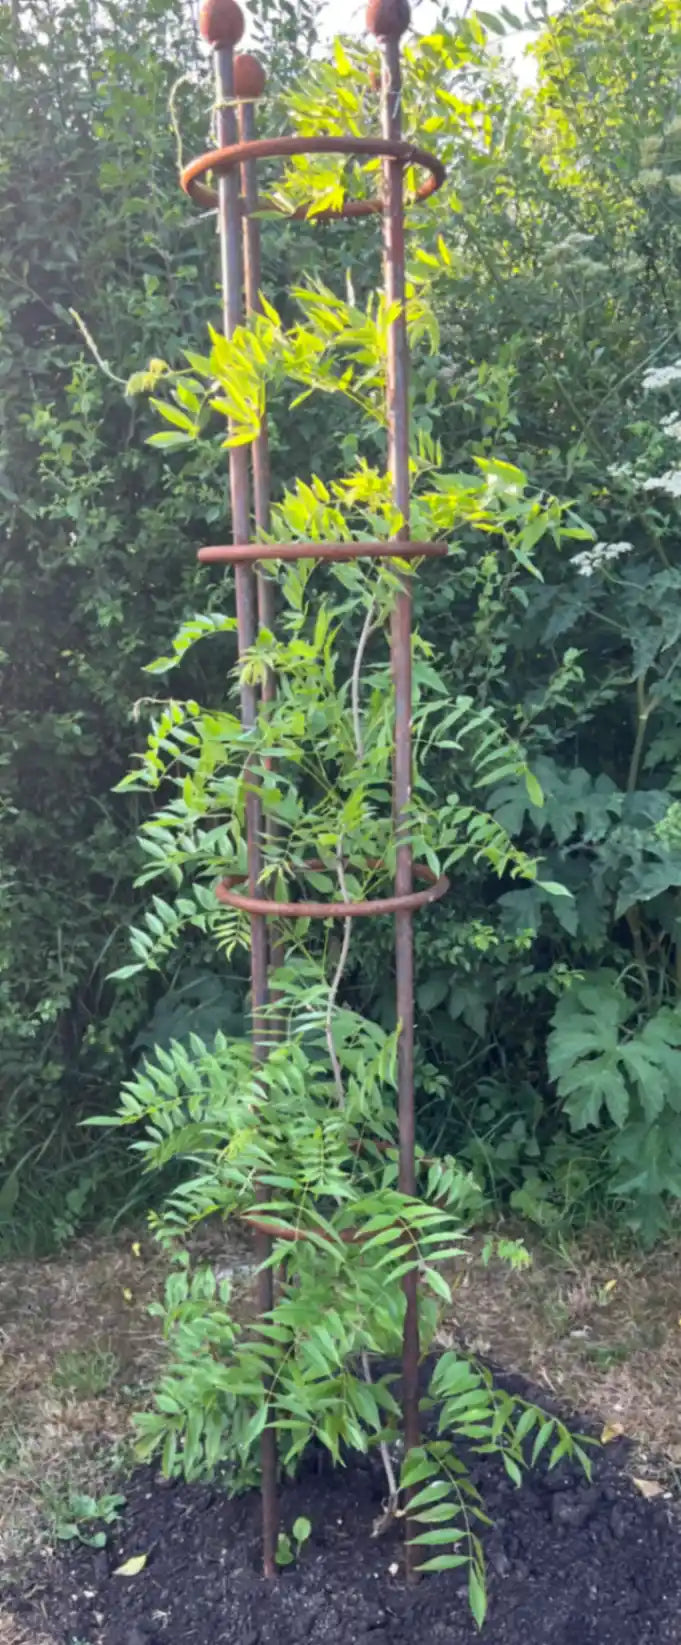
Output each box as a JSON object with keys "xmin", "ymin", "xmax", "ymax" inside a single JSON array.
[{"xmin": 113, "ymin": 1554, "xmax": 147, "ymax": 1577}]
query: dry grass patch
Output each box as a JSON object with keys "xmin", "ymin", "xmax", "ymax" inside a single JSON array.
[
  {"xmin": 445, "ymin": 1227, "xmax": 681, "ymax": 1467},
  {"xmin": 0, "ymin": 1611, "xmax": 55, "ymax": 1645},
  {"xmin": 0, "ymin": 1232, "xmax": 168, "ymax": 1579},
  {"xmin": 0, "ymin": 1224, "xmax": 256, "ymax": 1582}
]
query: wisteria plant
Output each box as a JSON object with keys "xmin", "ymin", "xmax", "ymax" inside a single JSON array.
[{"xmin": 103, "ymin": 271, "xmax": 592, "ymax": 1622}]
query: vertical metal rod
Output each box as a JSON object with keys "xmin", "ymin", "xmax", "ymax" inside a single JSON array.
[
  {"xmin": 235, "ymin": 56, "xmax": 286, "ymax": 1011},
  {"xmin": 375, "ymin": 7, "xmax": 420, "ymax": 1580},
  {"xmin": 237, "ymin": 93, "xmax": 274, "ymax": 644},
  {"xmin": 213, "ymin": 34, "xmax": 279, "ymax": 1579}
]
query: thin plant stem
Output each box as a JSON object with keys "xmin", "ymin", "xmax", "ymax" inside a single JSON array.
[
  {"xmin": 325, "ymin": 848, "xmax": 352, "ymax": 1108},
  {"xmin": 351, "ymin": 595, "xmax": 378, "ymax": 762},
  {"xmin": 361, "ymin": 1349, "xmax": 399, "ymax": 1510},
  {"xmin": 325, "ymin": 593, "xmax": 379, "ymax": 1104}
]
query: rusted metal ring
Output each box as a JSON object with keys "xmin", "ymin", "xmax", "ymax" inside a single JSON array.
[
  {"xmin": 199, "ymin": 539, "xmax": 448, "ymax": 566},
  {"xmin": 181, "ymin": 134, "xmax": 445, "ymax": 217},
  {"xmin": 216, "ymin": 863, "xmax": 449, "ymax": 919}
]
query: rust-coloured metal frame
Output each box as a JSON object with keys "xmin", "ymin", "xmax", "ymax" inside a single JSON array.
[
  {"xmin": 199, "ymin": 538, "xmax": 448, "ymax": 563},
  {"xmin": 216, "ymin": 864, "xmax": 449, "ymax": 920},
  {"xmin": 183, "ymin": 0, "xmax": 446, "ymax": 1583},
  {"xmin": 182, "ymin": 133, "xmax": 445, "ymax": 215}
]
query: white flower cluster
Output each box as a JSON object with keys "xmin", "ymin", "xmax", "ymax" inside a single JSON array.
[
  {"xmin": 545, "ymin": 231, "xmax": 597, "ymax": 265},
  {"xmin": 661, "ymin": 412, "xmax": 681, "ymax": 439},
  {"xmin": 656, "ymin": 801, "xmax": 681, "ymax": 847},
  {"xmin": 554, "ymin": 231, "xmax": 595, "ymax": 251},
  {"xmin": 642, "ymin": 469, "xmax": 681, "ymax": 498},
  {"xmin": 620, "ymin": 252, "xmax": 646, "ymax": 275},
  {"xmin": 571, "ymin": 541, "xmax": 634, "ymax": 577},
  {"xmin": 643, "ymin": 358, "xmax": 681, "ymax": 391}
]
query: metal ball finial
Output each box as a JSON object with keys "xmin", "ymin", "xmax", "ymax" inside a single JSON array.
[
  {"xmin": 198, "ymin": 0, "xmax": 245, "ymax": 47},
  {"xmin": 366, "ymin": 0, "xmax": 411, "ymax": 37},
  {"xmin": 234, "ymin": 52, "xmax": 267, "ymax": 98}
]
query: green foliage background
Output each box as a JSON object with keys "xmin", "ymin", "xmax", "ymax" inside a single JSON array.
[{"xmin": 4, "ymin": 0, "xmax": 681, "ymax": 1248}]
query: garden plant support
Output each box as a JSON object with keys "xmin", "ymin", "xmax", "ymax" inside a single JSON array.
[{"xmin": 181, "ymin": 0, "xmax": 448, "ymax": 1578}]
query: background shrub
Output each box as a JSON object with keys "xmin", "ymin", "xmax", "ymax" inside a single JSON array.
[{"xmin": 3, "ymin": 0, "xmax": 681, "ymax": 1247}]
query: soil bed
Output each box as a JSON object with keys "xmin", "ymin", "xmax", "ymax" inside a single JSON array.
[{"xmin": 9, "ymin": 1414, "xmax": 681, "ymax": 1645}]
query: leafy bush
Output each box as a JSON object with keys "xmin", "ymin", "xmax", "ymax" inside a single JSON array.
[
  {"xmin": 6, "ymin": 0, "xmax": 681, "ymax": 1248},
  {"xmin": 291, "ymin": 1, "xmax": 681, "ymax": 1242},
  {"xmin": 0, "ymin": 0, "xmax": 331, "ymax": 1249}
]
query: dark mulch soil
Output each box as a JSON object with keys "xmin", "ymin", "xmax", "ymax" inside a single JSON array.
[{"xmin": 9, "ymin": 1414, "xmax": 681, "ymax": 1645}]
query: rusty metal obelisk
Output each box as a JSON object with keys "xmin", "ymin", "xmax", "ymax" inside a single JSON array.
[{"xmin": 181, "ymin": 0, "xmax": 446, "ymax": 1576}]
